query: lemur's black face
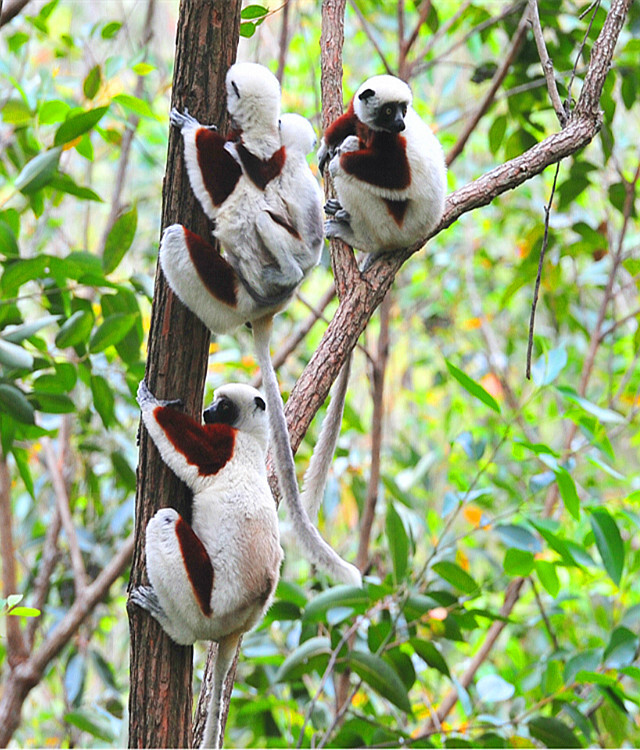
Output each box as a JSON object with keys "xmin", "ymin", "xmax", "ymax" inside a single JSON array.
[
  {"xmin": 203, "ymin": 395, "xmax": 239, "ymax": 426},
  {"xmin": 375, "ymin": 100, "xmax": 407, "ymax": 133},
  {"xmin": 359, "ymin": 88, "xmax": 408, "ymax": 133}
]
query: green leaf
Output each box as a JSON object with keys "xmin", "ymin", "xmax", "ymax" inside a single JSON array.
[
  {"xmin": 241, "ymin": 4, "xmax": 269, "ymax": 18},
  {"xmin": 445, "ymin": 360, "xmax": 501, "ymax": 413},
  {"xmin": 495, "ymin": 524, "xmax": 541, "ymax": 553},
  {"xmin": 348, "ymin": 650, "xmax": 412, "ymax": 712},
  {"xmin": 54, "ymin": 106, "xmax": 109, "ymax": 147},
  {"xmin": 32, "ymin": 392, "xmax": 76, "ymax": 414},
  {"xmin": 55, "ymin": 310, "xmax": 94, "ymax": 349},
  {"xmin": 112, "ymin": 93, "xmax": 156, "ymax": 119},
  {"xmin": 531, "ymin": 347, "xmax": 567, "ymax": 386},
  {"xmin": 65, "ymin": 652, "xmax": 86, "ymax": 707},
  {"xmin": 274, "ymin": 636, "xmax": 331, "ymax": 682},
  {"xmin": 503, "ymin": 548, "xmax": 534, "ymax": 577},
  {"xmin": 49, "ymin": 173, "xmax": 102, "ymax": 202},
  {"xmin": 534, "ymin": 560, "xmax": 559, "ymax": 597},
  {"xmin": 0, "ymin": 384, "xmax": 35, "ymax": 424},
  {"xmin": 386, "ymin": 503, "xmax": 409, "ymax": 583},
  {"xmin": 589, "ymin": 508, "xmax": 624, "ymax": 586},
  {"xmin": 3, "ymin": 315, "xmax": 59, "ymax": 343},
  {"xmin": 528, "ymin": 716, "xmax": 582, "ymax": 748},
  {"xmin": 83, "ymin": 65, "xmax": 101, "ymax": 99},
  {"xmin": 0, "ymin": 221, "xmax": 19, "ymax": 257},
  {"xmin": 476, "ymin": 674, "xmax": 515, "ymax": 703},
  {"xmin": 432, "ymin": 561, "xmax": 479, "ymax": 594},
  {"xmin": 91, "ymin": 375, "xmax": 115, "ymax": 428},
  {"xmin": 603, "ymin": 626, "xmax": 638, "ymax": 669},
  {"xmin": 1, "ymin": 99, "xmax": 32, "ymax": 126},
  {"xmin": 7, "ymin": 606, "xmax": 40, "ymax": 617},
  {"xmin": 38, "ymin": 99, "xmax": 71, "ymax": 124},
  {"xmin": 102, "ymin": 205, "xmax": 137, "ymax": 274},
  {"xmin": 14, "ymin": 147, "xmax": 62, "ymax": 193},
  {"xmin": 64, "ymin": 709, "xmax": 115, "ymax": 742},
  {"xmin": 12, "ymin": 446, "xmax": 35, "ymax": 498},
  {"xmin": 410, "ymin": 638, "xmax": 450, "ymax": 677},
  {"xmin": 557, "ymin": 386, "xmax": 624, "ymax": 424},
  {"xmin": 89, "ymin": 313, "xmax": 137, "ymax": 353},
  {"xmin": 0, "ymin": 338, "xmax": 34, "ymax": 370},
  {"xmin": 303, "ymin": 585, "xmax": 369, "ymax": 622},
  {"xmin": 101, "ymin": 21, "xmax": 122, "ymax": 39},
  {"xmin": 132, "ymin": 62, "xmax": 155, "ymax": 76},
  {"xmin": 555, "ymin": 468, "xmax": 580, "ymax": 520}
]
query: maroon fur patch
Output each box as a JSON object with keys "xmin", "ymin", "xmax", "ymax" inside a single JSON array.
[
  {"xmin": 175, "ymin": 517, "xmax": 214, "ymax": 616},
  {"xmin": 383, "ymin": 198, "xmax": 409, "ymax": 226},
  {"xmin": 182, "ymin": 228, "xmax": 238, "ymax": 308},
  {"xmin": 195, "ymin": 128, "xmax": 242, "ymax": 206},
  {"xmin": 324, "ymin": 101, "xmax": 370, "ymax": 149},
  {"xmin": 236, "ymin": 144, "xmax": 285, "ymax": 190},
  {"xmin": 154, "ymin": 405, "xmax": 236, "ymax": 476},
  {"xmin": 340, "ymin": 131, "xmax": 411, "ymax": 191},
  {"xmin": 265, "ymin": 210, "xmax": 301, "ymax": 239}
]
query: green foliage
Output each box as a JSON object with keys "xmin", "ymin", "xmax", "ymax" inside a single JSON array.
[{"xmin": 1, "ymin": 0, "xmax": 639, "ymax": 748}]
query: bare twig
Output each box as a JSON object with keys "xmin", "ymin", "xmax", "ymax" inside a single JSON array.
[
  {"xmin": 0, "ymin": 0, "xmax": 31, "ymax": 27},
  {"xmin": 0, "ymin": 450, "xmax": 28, "ymax": 666},
  {"xmin": 528, "ymin": 0, "xmax": 568, "ymax": 126},
  {"xmin": 525, "ymin": 160, "xmax": 561, "ymax": 379},
  {"xmin": 446, "ymin": 4, "xmax": 531, "ymax": 166},
  {"xmin": 42, "ymin": 438, "xmax": 88, "ymax": 595},
  {"xmin": 0, "ymin": 534, "xmax": 134, "ymax": 745},
  {"xmin": 530, "ymin": 577, "xmax": 560, "ymax": 650},
  {"xmin": 356, "ymin": 293, "xmax": 391, "ymax": 572},
  {"xmin": 347, "ymin": 0, "xmax": 394, "ymax": 75},
  {"xmin": 276, "ymin": 0, "xmax": 290, "ymax": 84}
]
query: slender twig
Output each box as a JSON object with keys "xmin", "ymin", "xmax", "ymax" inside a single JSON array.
[
  {"xmin": 347, "ymin": 0, "xmax": 394, "ymax": 75},
  {"xmin": 0, "ymin": 451, "xmax": 28, "ymax": 665},
  {"xmin": 597, "ymin": 305, "xmax": 640, "ymax": 344},
  {"xmin": 401, "ymin": 0, "xmax": 432, "ymax": 64},
  {"xmin": 528, "ymin": 0, "xmax": 568, "ymax": 126},
  {"xmin": 276, "ymin": 0, "xmax": 290, "ymax": 84},
  {"xmin": 42, "ymin": 438, "xmax": 88, "ymax": 595},
  {"xmin": 446, "ymin": 5, "xmax": 531, "ymax": 166},
  {"xmin": 525, "ymin": 160, "xmax": 562, "ymax": 379},
  {"xmin": 530, "ymin": 577, "xmax": 560, "ymax": 650},
  {"xmin": 356, "ymin": 293, "xmax": 391, "ymax": 571},
  {"xmin": 565, "ymin": 0, "xmax": 601, "ymax": 114}
]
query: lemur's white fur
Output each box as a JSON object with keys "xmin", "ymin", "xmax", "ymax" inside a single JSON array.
[
  {"xmin": 167, "ymin": 63, "xmax": 322, "ymax": 307},
  {"xmin": 252, "ymin": 318, "xmax": 362, "ymax": 587},
  {"xmin": 132, "ymin": 381, "xmax": 282, "ymax": 748},
  {"xmin": 159, "ymin": 62, "xmax": 359, "ymax": 588},
  {"xmin": 324, "ymin": 74, "xmax": 446, "ymax": 253}
]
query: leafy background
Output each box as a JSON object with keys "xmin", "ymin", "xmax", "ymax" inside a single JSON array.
[{"xmin": 1, "ymin": 0, "xmax": 640, "ymax": 747}]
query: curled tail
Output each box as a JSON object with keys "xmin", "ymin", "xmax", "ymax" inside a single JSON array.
[{"xmin": 252, "ymin": 317, "xmax": 362, "ymax": 587}]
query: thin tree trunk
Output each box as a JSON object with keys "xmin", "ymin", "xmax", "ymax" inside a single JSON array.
[{"xmin": 127, "ymin": 1, "xmax": 242, "ymax": 747}]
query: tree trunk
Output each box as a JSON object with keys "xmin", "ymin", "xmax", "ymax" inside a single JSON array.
[{"xmin": 127, "ymin": 1, "xmax": 241, "ymax": 746}]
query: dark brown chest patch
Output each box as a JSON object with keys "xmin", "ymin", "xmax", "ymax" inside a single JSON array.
[
  {"xmin": 154, "ymin": 405, "xmax": 236, "ymax": 476},
  {"xmin": 341, "ymin": 131, "xmax": 411, "ymax": 191},
  {"xmin": 175, "ymin": 517, "xmax": 214, "ymax": 616},
  {"xmin": 182, "ymin": 228, "xmax": 238, "ymax": 308},
  {"xmin": 195, "ymin": 128, "xmax": 242, "ymax": 206},
  {"xmin": 383, "ymin": 198, "xmax": 409, "ymax": 226},
  {"xmin": 237, "ymin": 144, "xmax": 285, "ymax": 190}
]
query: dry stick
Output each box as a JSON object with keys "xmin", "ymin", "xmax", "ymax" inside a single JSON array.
[
  {"xmin": 401, "ymin": 0, "xmax": 432, "ymax": 64},
  {"xmin": 446, "ymin": 4, "xmax": 531, "ymax": 167},
  {"xmin": 0, "ymin": 0, "xmax": 30, "ymax": 26},
  {"xmin": 98, "ymin": 0, "xmax": 157, "ymax": 255},
  {"xmin": 0, "ymin": 450, "xmax": 28, "ymax": 666},
  {"xmin": 528, "ymin": 0, "xmax": 567, "ymax": 126},
  {"xmin": 251, "ymin": 284, "xmax": 336, "ymax": 389},
  {"xmin": 25, "ymin": 508, "xmax": 61, "ymax": 650},
  {"xmin": 525, "ymin": 160, "xmax": 561, "ymax": 380},
  {"xmin": 411, "ymin": 1, "xmax": 525, "ymax": 77},
  {"xmin": 356, "ymin": 293, "xmax": 391, "ymax": 572},
  {"xmin": 275, "ymin": 0, "xmax": 290, "ymax": 85},
  {"xmin": 42, "ymin": 438, "xmax": 88, "ymax": 595},
  {"xmin": 285, "ymin": 0, "xmax": 632, "ymax": 737},
  {"xmin": 530, "ymin": 577, "xmax": 560, "ymax": 651},
  {"xmin": 347, "ymin": 0, "xmax": 394, "ymax": 75},
  {"xmin": 0, "ymin": 534, "xmax": 134, "ymax": 746}
]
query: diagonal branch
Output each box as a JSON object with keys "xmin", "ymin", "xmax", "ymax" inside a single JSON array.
[
  {"xmin": 284, "ymin": 0, "xmax": 630, "ymax": 458},
  {"xmin": 528, "ymin": 0, "xmax": 567, "ymax": 126}
]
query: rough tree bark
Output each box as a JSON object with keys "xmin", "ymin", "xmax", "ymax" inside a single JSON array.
[{"xmin": 127, "ymin": 1, "xmax": 241, "ymax": 747}]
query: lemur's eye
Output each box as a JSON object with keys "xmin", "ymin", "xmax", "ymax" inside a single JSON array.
[{"xmin": 385, "ymin": 106, "xmax": 393, "ymax": 116}]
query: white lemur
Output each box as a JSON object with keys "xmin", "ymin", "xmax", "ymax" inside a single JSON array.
[
  {"xmin": 317, "ymin": 74, "xmax": 447, "ymax": 254},
  {"xmin": 166, "ymin": 62, "xmax": 323, "ymax": 311},
  {"xmin": 160, "ymin": 62, "xmax": 361, "ymax": 586},
  {"xmin": 131, "ymin": 380, "xmax": 283, "ymax": 749},
  {"xmin": 160, "ymin": 111, "xmax": 323, "ymax": 333}
]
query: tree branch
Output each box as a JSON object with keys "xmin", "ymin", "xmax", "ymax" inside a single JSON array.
[
  {"xmin": 528, "ymin": 0, "xmax": 568, "ymax": 126},
  {"xmin": 446, "ymin": 4, "xmax": 531, "ymax": 166},
  {"xmin": 0, "ymin": 0, "xmax": 31, "ymax": 27}
]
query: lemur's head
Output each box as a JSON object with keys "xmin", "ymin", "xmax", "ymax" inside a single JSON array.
[
  {"xmin": 354, "ymin": 75, "xmax": 412, "ymax": 133},
  {"xmin": 225, "ymin": 62, "xmax": 281, "ymax": 134},
  {"xmin": 203, "ymin": 383, "xmax": 268, "ymax": 453},
  {"xmin": 279, "ymin": 112, "xmax": 317, "ymax": 154}
]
